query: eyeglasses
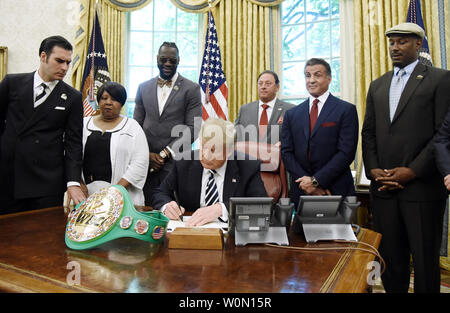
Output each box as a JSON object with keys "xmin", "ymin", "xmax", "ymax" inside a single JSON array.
[
  {"xmin": 158, "ymin": 56, "xmax": 178, "ymax": 65},
  {"xmin": 258, "ymin": 81, "xmax": 275, "ymax": 87}
]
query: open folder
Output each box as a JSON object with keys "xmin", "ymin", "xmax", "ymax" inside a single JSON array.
[{"xmin": 166, "ymin": 216, "xmax": 228, "ymax": 233}]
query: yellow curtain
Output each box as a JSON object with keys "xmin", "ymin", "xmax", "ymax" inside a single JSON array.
[
  {"xmin": 171, "ymin": 0, "xmax": 282, "ymax": 122},
  {"xmin": 72, "ymin": 0, "xmax": 126, "ymax": 90},
  {"xmin": 104, "ymin": 0, "xmax": 152, "ymax": 11},
  {"xmin": 211, "ymin": 0, "xmax": 280, "ymax": 122},
  {"xmin": 0, "ymin": 47, "xmax": 7, "ymax": 81}
]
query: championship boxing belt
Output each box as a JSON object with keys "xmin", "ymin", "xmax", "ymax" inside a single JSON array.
[{"xmin": 65, "ymin": 185, "xmax": 169, "ymax": 250}]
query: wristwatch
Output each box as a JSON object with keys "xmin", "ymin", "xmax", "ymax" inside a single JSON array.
[
  {"xmin": 159, "ymin": 149, "xmax": 169, "ymax": 159},
  {"xmin": 311, "ymin": 176, "xmax": 320, "ymax": 187}
]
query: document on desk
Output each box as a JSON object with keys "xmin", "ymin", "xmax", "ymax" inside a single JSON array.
[{"xmin": 166, "ymin": 216, "xmax": 228, "ymax": 233}]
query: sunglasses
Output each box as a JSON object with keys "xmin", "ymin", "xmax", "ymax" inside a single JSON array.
[{"xmin": 158, "ymin": 57, "xmax": 178, "ymax": 64}]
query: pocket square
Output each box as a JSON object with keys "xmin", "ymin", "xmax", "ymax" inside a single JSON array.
[
  {"xmin": 54, "ymin": 106, "xmax": 66, "ymax": 110},
  {"xmin": 321, "ymin": 122, "xmax": 336, "ymax": 128}
]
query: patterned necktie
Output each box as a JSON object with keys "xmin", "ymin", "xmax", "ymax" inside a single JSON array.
[
  {"xmin": 157, "ymin": 77, "xmax": 172, "ymax": 88},
  {"xmin": 309, "ymin": 98, "xmax": 319, "ymax": 135},
  {"xmin": 389, "ymin": 69, "xmax": 406, "ymax": 121},
  {"xmin": 205, "ymin": 169, "xmax": 219, "ymax": 207},
  {"xmin": 34, "ymin": 83, "xmax": 48, "ymax": 108},
  {"xmin": 259, "ymin": 104, "xmax": 269, "ymax": 139}
]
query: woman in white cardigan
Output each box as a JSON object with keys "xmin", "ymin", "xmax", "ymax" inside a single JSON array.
[{"xmin": 81, "ymin": 82, "xmax": 149, "ymax": 206}]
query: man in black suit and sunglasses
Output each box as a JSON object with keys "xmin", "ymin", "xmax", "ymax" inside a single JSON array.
[{"xmin": 134, "ymin": 42, "xmax": 202, "ymax": 207}]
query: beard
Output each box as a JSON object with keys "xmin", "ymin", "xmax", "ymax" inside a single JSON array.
[{"xmin": 158, "ymin": 64, "xmax": 177, "ymax": 80}]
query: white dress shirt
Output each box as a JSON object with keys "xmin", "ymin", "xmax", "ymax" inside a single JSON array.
[
  {"xmin": 161, "ymin": 160, "xmax": 229, "ymax": 222},
  {"xmin": 391, "ymin": 59, "xmax": 419, "ymax": 90},
  {"xmin": 308, "ymin": 90, "xmax": 330, "ymax": 117},
  {"xmin": 157, "ymin": 72, "xmax": 178, "ymax": 116},
  {"xmin": 33, "ymin": 71, "xmax": 58, "ymax": 108},
  {"xmin": 258, "ymin": 97, "xmax": 277, "ymax": 123}
]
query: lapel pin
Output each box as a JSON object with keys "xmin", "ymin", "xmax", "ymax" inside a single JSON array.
[
  {"xmin": 174, "ymin": 85, "xmax": 179, "ymax": 91},
  {"xmin": 232, "ymin": 178, "xmax": 237, "ymax": 183},
  {"xmin": 277, "ymin": 116, "xmax": 284, "ymax": 124},
  {"xmin": 416, "ymin": 75, "xmax": 423, "ymax": 80},
  {"xmin": 61, "ymin": 93, "xmax": 67, "ymax": 100}
]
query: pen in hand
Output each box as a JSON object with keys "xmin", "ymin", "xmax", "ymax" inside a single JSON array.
[{"xmin": 173, "ymin": 190, "xmax": 183, "ymax": 222}]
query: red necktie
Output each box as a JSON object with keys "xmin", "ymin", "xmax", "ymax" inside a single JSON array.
[
  {"xmin": 309, "ymin": 98, "xmax": 319, "ymax": 135},
  {"xmin": 259, "ymin": 104, "xmax": 269, "ymax": 139}
]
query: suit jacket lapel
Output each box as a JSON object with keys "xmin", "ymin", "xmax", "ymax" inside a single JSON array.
[
  {"xmin": 18, "ymin": 73, "xmax": 35, "ymax": 119},
  {"xmin": 391, "ymin": 63, "xmax": 427, "ymax": 124},
  {"xmin": 19, "ymin": 80, "xmax": 64, "ymax": 135},
  {"xmin": 311, "ymin": 94, "xmax": 336, "ymax": 137},
  {"xmin": 149, "ymin": 78, "xmax": 160, "ymax": 119},
  {"xmin": 160, "ymin": 75, "xmax": 182, "ymax": 119},
  {"xmin": 223, "ymin": 158, "xmax": 240, "ymax": 206},
  {"xmin": 298, "ymin": 100, "xmax": 310, "ymax": 139},
  {"xmin": 264, "ymin": 99, "xmax": 284, "ymax": 141},
  {"xmin": 381, "ymin": 71, "xmax": 394, "ymax": 125}
]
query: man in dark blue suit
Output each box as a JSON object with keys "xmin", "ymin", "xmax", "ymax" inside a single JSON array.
[{"xmin": 281, "ymin": 58, "xmax": 358, "ymax": 209}]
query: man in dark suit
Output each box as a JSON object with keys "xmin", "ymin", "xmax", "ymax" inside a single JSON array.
[
  {"xmin": 0, "ymin": 36, "xmax": 85, "ymax": 213},
  {"xmin": 281, "ymin": 58, "xmax": 358, "ymax": 209},
  {"xmin": 152, "ymin": 118, "xmax": 267, "ymax": 226},
  {"xmin": 235, "ymin": 70, "xmax": 294, "ymax": 144},
  {"xmin": 134, "ymin": 42, "xmax": 202, "ymax": 207},
  {"xmin": 435, "ymin": 107, "xmax": 450, "ymax": 191},
  {"xmin": 362, "ymin": 23, "xmax": 450, "ymax": 293}
]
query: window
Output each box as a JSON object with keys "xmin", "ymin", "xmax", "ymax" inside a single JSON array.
[
  {"xmin": 125, "ymin": 0, "xmax": 202, "ymax": 117},
  {"xmin": 281, "ymin": 0, "xmax": 340, "ymax": 103}
]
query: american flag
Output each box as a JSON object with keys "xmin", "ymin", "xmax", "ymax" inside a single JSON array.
[
  {"xmin": 152, "ymin": 226, "xmax": 165, "ymax": 240},
  {"xmin": 199, "ymin": 10, "xmax": 228, "ymax": 121},
  {"xmin": 407, "ymin": 0, "xmax": 432, "ymax": 66},
  {"xmin": 80, "ymin": 11, "xmax": 111, "ymax": 116}
]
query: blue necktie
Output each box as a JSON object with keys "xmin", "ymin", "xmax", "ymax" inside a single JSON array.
[
  {"xmin": 205, "ymin": 170, "xmax": 219, "ymax": 207},
  {"xmin": 389, "ymin": 69, "xmax": 406, "ymax": 121}
]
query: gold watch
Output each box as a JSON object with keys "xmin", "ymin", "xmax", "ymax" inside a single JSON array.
[{"xmin": 311, "ymin": 176, "xmax": 319, "ymax": 187}]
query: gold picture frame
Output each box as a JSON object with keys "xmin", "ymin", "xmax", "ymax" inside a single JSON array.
[{"xmin": 0, "ymin": 46, "xmax": 7, "ymax": 81}]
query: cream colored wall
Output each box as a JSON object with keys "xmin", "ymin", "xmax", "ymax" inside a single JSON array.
[{"xmin": 0, "ymin": 0, "xmax": 77, "ymax": 85}]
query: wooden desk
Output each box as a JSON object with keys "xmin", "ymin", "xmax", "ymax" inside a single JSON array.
[{"xmin": 0, "ymin": 207, "xmax": 380, "ymax": 293}]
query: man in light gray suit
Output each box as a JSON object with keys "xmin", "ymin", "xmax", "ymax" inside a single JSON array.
[
  {"xmin": 235, "ymin": 70, "xmax": 294, "ymax": 144},
  {"xmin": 134, "ymin": 42, "xmax": 202, "ymax": 206}
]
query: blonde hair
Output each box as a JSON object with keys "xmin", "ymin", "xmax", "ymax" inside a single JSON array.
[{"xmin": 199, "ymin": 118, "xmax": 236, "ymax": 148}]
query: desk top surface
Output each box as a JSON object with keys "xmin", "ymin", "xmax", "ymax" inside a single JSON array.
[{"xmin": 0, "ymin": 207, "xmax": 381, "ymax": 293}]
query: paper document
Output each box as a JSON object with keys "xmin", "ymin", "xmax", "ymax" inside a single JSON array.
[
  {"xmin": 166, "ymin": 216, "xmax": 228, "ymax": 233},
  {"xmin": 302, "ymin": 223, "xmax": 357, "ymax": 243}
]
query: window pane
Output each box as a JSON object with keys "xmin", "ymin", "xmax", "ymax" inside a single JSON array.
[
  {"xmin": 331, "ymin": 0, "xmax": 339, "ymax": 19},
  {"xmin": 177, "ymin": 32, "xmax": 199, "ymax": 67},
  {"xmin": 178, "ymin": 67, "xmax": 198, "ymax": 83},
  {"xmin": 129, "ymin": 32, "xmax": 152, "ymax": 66},
  {"xmin": 282, "ymin": 24, "xmax": 306, "ymax": 62},
  {"xmin": 306, "ymin": 21, "xmax": 330, "ymax": 59},
  {"xmin": 154, "ymin": 0, "xmax": 176, "ymax": 31},
  {"xmin": 153, "ymin": 32, "xmax": 177, "ymax": 57},
  {"xmin": 124, "ymin": 101, "xmax": 136, "ymax": 118},
  {"xmin": 177, "ymin": 9, "xmax": 199, "ymax": 32},
  {"xmin": 282, "ymin": 0, "xmax": 305, "ymax": 25},
  {"xmin": 282, "ymin": 62, "xmax": 306, "ymax": 97},
  {"xmin": 330, "ymin": 58, "xmax": 340, "ymax": 94},
  {"xmin": 130, "ymin": 4, "xmax": 153, "ymax": 31},
  {"xmin": 306, "ymin": 0, "xmax": 330, "ymax": 23},
  {"xmin": 128, "ymin": 66, "xmax": 153, "ymax": 99},
  {"xmin": 331, "ymin": 19, "xmax": 340, "ymax": 57}
]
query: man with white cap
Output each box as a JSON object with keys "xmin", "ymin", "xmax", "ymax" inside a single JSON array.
[{"xmin": 362, "ymin": 22, "xmax": 450, "ymax": 292}]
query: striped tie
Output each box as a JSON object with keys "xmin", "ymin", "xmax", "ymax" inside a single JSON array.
[
  {"xmin": 34, "ymin": 83, "xmax": 48, "ymax": 108},
  {"xmin": 389, "ymin": 69, "xmax": 406, "ymax": 121},
  {"xmin": 205, "ymin": 170, "xmax": 219, "ymax": 207}
]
